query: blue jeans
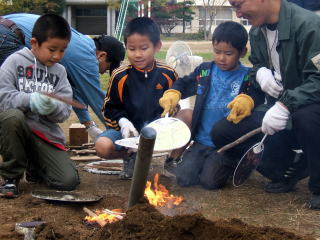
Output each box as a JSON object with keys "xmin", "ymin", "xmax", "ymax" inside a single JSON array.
[
  {"xmin": 0, "ymin": 25, "xmax": 24, "ymax": 66},
  {"xmin": 176, "ymin": 142, "xmax": 233, "ymax": 190}
]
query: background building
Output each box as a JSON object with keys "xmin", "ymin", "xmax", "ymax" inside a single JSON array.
[{"xmin": 62, "ymin": 0, "xmax": 116, "ymax": 35}]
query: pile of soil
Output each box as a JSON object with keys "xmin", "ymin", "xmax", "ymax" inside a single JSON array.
[{"xmin": 36, "ymin": 202, "xmax": 315, "ymax": 240}]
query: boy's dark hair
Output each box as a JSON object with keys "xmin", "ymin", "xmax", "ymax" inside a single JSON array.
[
  {"xmin": 212, "ymin": 21, "xmax": 248, "ymax": 53},
  {"xmin": 124, "ymin": 17, "xmax": 160, "ymax": 46},
  {"xmin": 32, "ymin": 14, "xmax": 71, "ymax": 45},
  {"xmin": 93, "ymin": 35, "xmax": 125, "ymax": 75}
]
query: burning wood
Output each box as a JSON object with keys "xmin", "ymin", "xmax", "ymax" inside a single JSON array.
[
  {"xmin": 102, "ymin": 209, "xmax": 125, "ymax": 220},
  {"xmin": 83, "ymin": 207, "xmax": 123, "ymax": 227},
  {"xmin": 144, "ymin": 173, "xmax": 183, "ymax": 208},
  {"xmin": 83, "ymin": 173, "xmax": 183, "ymax": 227}
]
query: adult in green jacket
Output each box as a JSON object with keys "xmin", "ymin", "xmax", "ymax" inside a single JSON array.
[{"xmin": 211, "ymin": 0, "xmax": 320, "ymax": 209}]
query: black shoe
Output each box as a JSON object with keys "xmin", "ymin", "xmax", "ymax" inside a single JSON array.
[
  {"xmin": 264, "ymin": 180, "xmax": 297, "ymax": 193},
  {"xmin": 265, "ymin": 152, "xmax": 307, "ymax": 194},
  {"xmin": 0, "ymin": 178, "xmax": 20, "ymax": 198},
  {"xmin": 119, "ymin": 153, "xmax": 136, "ymax": 180},
  {"xmin": 25, "ymin": 171, "xmax": 42, "ymax": 184},
  {"xmin": 162, "ymin": 157, "xmax": 179, "ymax": 178},
  {"xmin": 310, "ymin": 194, "xmax": 320, "ymax": 210}
]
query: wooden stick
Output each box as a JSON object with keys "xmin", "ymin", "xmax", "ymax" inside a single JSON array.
[
  {"xmin": 94, "ymin": 162, "xmax": 123, "ymax": 167},
  {"xmin": 217, "ymin": 127, "xmax": 262, "ymax": 153},
  {"xmin": 83, "ymin": 207, "xmax": 107, "ymax": 227},
  {"xmin": 42, "ymin": 92, "xmax": 86, "ymax": 109},
  {"xmin": 102, "ymin": 209, "xmax": 125, "ymax": 219},
  {"xmin": 84, "ymin": 165, "xmax": 122, "ymax": 171}
]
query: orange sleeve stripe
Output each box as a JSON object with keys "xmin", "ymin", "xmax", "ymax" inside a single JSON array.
[
  {"xmin": 105, "ymin": 117, "xmax": 117, "ymax": 124},
  {"xmin": 104, "ymin": 65, "xmax": 131, "ymax": 108},
  {"xmin": 118, "ymin": 74, "xmax": 128, "ymax": 103},
  {"xmin": 162, "ymin": 73, "xmax": 173, "ymax": 88},
  {"xmin": 106, "ymin": 122, "xmax": 120, "ymax": 130}
]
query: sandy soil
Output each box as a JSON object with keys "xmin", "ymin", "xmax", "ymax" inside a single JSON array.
[{"xmin": 0, "ymin": 154, "xmax": 319, "ymax": 240}]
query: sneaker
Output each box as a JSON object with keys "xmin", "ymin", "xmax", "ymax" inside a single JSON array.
[
  {"xmin": 0, "ymin": 178, "xmax": 20, "ymax": 198},
  {"xmin": 264, "ymin": 180, "xmax": 297, "ymax": 193},
  {"xmin": 309, "ymin": 194, "xmax": 320, "ymax": 210},
  {"xmin": 162, "ymin": 157, "xmax": 178, "ymax": 178},
  {"xmin": 119, "ymin": 153, "xmax": 136, "ymax": 180},
  {"xmin": 265, "ymin": 152, "xmax": 308, "ymax": 194},
  {"xmin": 25, "ymin": 171, "xmax": 42, "ymax": 184}
]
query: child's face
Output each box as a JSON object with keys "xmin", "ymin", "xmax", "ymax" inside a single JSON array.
[
  {"xmin": 213, "ymin": 41, "xmax": 244, "ymax": 71},
  {"xmin": 31, "ymin": 37, "xmax": 69, "ymax": 67},
  {"xmin": 126, "ymin": 33, "xmax": 161, "ymax": 71}
]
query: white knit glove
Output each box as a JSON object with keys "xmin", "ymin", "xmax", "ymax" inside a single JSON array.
[
  {"xmin": 30, "ymin": 92, "xmax": 57, "ymax": 115},
  {"xmin": 86, "ymin": 121, "xmax": 103, "ymax": 141},
  {"xmin": 256, "ymin": 67, "xmax": 283, "ymax": 98},
  {"xmin": 262, "ymin": 102, "xmax": 290, "ymax": 135},
  {"xmin": 118, "ymin": 118, "xmax": 139, "ymax": 138}
]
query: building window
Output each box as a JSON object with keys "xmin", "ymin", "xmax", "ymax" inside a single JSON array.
[
  {"xmin": 199, "ymin": 6, "xmax": 232, "ymax": 26},
  {"xmin": 75, "ymin": 6, "xmax": 108, "ymax": 35},
  {"xmin": 240, "ymin": 18, "xmax": 249, "ymax": 26},
  {"xmin": 76, "ymin": 8, "xmax": 107, "ymax": 16}
]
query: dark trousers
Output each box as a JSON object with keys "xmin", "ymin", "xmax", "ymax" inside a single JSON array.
[
  {"xmin": 0, "ymin": 109, "xmax": 80, "ymax": 190},
  {"xmin": 212, "ymin": 104, "xmax": 320, "ymax": 194},
  {"xmin": 176, "ymin": 142, "xmax": 233, "ymax": 190}
]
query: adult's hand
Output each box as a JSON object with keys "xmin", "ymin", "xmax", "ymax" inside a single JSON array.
[
  {"xmin": 256, "ymin": 67, "xmax": 283, "ymax": 98},
  {"xmin": 262, "ymin": 102, "xmax": 290, "ymax": 135}
]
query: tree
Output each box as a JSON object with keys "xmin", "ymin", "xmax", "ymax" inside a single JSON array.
[
  {"xmin": 201, "ymin": 0, "xmax": 227, "ymax": 40},
  {"xmin": 170, "ymin": 0, "xmax": 195, "ymax": 33},
  {"xmin": 153, "ymin": 2, "xmax": 177, "ymax": 35},
  {"xmin": 0, "ymin": 0, "xmax": 65, "ymax": 15}
]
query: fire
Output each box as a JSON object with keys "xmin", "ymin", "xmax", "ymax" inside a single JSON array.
[
  {"xmin": 144, "ymin": 173, "xmax": 183, "ymax": 207},
  {"xmin": 84, "ymin": 209, "xmax": 123, "ymax": 224}
]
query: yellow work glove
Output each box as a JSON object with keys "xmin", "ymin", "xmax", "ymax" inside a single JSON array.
[
  {"xmin": 227, "ymin": 94, "xmax": 254, "ymax": 124},
  {"xmin": 159, "ymin": 89, "xmax": 181, "ymax": 117}
]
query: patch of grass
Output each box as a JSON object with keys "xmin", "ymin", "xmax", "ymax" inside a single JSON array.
[
  {"xmin": 100, "ymin": 73, "xmax": 110, "ymax": 91},
  {"xmin": 156, "ymin": 51, "xmax": 213, "ymax": 62},
  {"xmin": 155, "ymin": 50, "xmax": 251, "ymax": 65}
]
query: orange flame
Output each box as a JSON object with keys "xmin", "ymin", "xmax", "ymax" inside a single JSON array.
[
  {"xmin": 144, "ymin": 173, "xmax": 183, "ymax": 207},
  {"xmin": 84, "ymin": 209, "xmax": 122, "ymax": 224}
]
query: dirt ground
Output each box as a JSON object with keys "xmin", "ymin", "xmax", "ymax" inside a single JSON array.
[
  {"xmin": 0, "ymin": 149, "xmax": 319, "ymax": 240},
  {"xmin": 1, "ymin": 41, "xmax": 320, "ymax": 239}
]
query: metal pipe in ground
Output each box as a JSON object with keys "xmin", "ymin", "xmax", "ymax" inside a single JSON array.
[{"xmin": 128, "ymin": 127, "xmax": 156, "ymax": 208}]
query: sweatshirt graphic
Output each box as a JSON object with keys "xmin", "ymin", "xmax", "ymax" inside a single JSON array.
[{"xmin": 0, "ymin": 47, "xmax": 72, "ymax": 145}]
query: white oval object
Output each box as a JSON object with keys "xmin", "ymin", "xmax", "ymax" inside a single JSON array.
[{"xmin": 146, "ymin": 116, "xmax": 191, "ymax": 152}]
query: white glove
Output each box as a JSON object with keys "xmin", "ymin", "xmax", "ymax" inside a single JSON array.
[
  {"xmin": 262, "ymin": 102, "xmax": 290, "ymax": 135},
  {"xmin": 256, "ymin": 67, "xmax": 283, "ymax": 98},
  {"xmin": 86, "ymin": 121, "xmax": 103, "ymax": 141},
  {"xmin": 118, "ymin": 118, "xmax": 139, "ymax": 138},
  {"xmin": 30, "ymin": 92, "xmax": 57, "ymax": 115}
]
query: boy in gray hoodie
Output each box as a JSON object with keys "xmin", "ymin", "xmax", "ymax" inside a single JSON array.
[{"xmin": 0, "ymin": 14, "xmax": 79, "ymax": 198}]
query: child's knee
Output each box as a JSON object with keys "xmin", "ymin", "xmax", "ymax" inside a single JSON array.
[
  {"xmin": 176, "ymin": 165, "xmax": 198, "ymax": 187},
  {"xmin": 199, "ymin": 155, "xmax": 233, "ymax": 190},
  {"xmin": 95, "ymin": 136, "xmax": 115, "ymax": 158},
  {"xmin": 199, "ymin": 173, "xmax": 229, "ymax": 190},
  {"xmin": 2, "ymin": 109, "xmax": 26, "ymax": 128},
  {"xmin": 48, "ymin": 171, "xmax": 80, "ymax": 191}
]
